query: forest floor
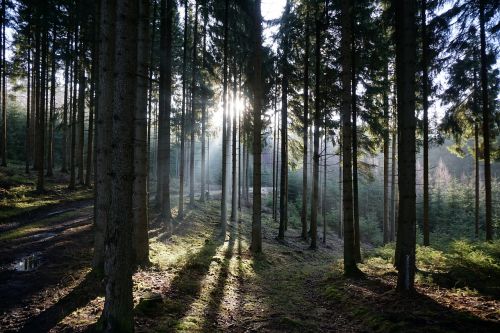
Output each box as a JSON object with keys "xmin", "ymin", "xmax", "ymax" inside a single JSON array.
[{"xmin": 0, "ymin": 166, "xmax": 499, "ymax": 332}]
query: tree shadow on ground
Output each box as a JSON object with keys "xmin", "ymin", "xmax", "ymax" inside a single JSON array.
[
  {"xmin": 200, "ymin": 219, "xmax": 236, "ymax": 332},
  {"xmin": 324, "ymin": 273, "xmax": 500, "ymax": 333},
  {"xmin": 18, "ymin": 270, "xmax": 103, "ymax": 333},
  {"xmin": 135, "ymin": 223, "xmax": 223, "ymax": 331}
]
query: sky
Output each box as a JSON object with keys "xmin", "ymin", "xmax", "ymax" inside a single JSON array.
[{"xmin": 261, "ymin": 0, "xmax": 287, "ymax": 49}]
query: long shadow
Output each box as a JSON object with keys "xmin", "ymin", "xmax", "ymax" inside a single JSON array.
[
  {"xmin": 200, "ymin": 220, "xmax": 236, "ymax": 332},
  {"xmin": 326, "ymin": 274, "xmax": 500, "ymax": 333},
  {"xmin": 135, "ymin": 223, "xmax": 223, "ymax": 331},
  {"xmin": 18, "ymin": 271, "xmax": 103, "ymax": 333}
]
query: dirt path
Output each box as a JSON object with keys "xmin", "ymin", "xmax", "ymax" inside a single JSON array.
[{"xmin": 0, "ymin": 199, "xmax": 94, "ymax": 332}]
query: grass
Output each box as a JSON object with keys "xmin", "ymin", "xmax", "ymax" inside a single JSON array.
[{"xmin": 364, "ymin": 240, "xmax": 500, "ymax": 298}]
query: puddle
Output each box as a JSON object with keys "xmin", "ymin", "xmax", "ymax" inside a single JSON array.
[{"xmin": 11, "ymin": 252, "xmax": 43, "ymax": 272}]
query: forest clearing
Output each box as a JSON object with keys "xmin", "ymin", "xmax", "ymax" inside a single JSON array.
[{"xmin": 0, "ymin": 0, "xmax": 499, "ymax": 332}]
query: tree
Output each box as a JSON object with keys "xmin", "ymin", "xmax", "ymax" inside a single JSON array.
[
  {"xmin": 133, "ymin": 0, "xmax": 151, "ymax": 267},
  {"xmin": 93, "ymin": 0, "xmax": 115, "ymax": 273},
  {"xmin": 301, "ymin": 2, "xmax": 310, "ymax": 241},
  {"xmin": 341, "ymin": 0, "xmax": 360, "ymax": 276},
  {"xmin": 250, "ymin": 0, "xmax": 263, "ymax": 254},
  {"xmin": 178, "ymin": 0, "xmax": 189, "ymax": 219},
  {"xmin": 220, "ymin": 0, "xmax": 229, "ymax": 234},
  {"xmin": 101, "ymin": 0, "xmax": 138, "ymax": 330},
  {"xmin": 421, "ymin": 0, "xmax": 430, "ymax": 246},
  {"xmin": 189, "ymin": 0, "xmax": 199, "ymax": 206},
  {"xmin": 157, "ymin": 0, "xmax": 174, "ymax": 224},
  {"xmin": 1, "ymin": 0, "xmax": 6, "ymax": 167},
  {"xmin": 479, "ymin": 0, "xmax": 493, "ymax": 241},
  {"xmin": 310, "ymin": 0, "xmax": 324, "ymax": 250},
  {"xmin": 394, "ymin": 0, "xmax": 417, "ymax": 292},
  {"xmin": 278, "ymin": 0, "xmax": 291, "ymax": 240}
]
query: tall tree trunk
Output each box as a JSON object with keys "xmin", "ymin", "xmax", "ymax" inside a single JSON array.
[
  {"xmin": 189, "ymin": 0, "xmax": 198, "ymax": 206},
  {"xmin": 351, "ymin": 43, "xmax": 361, "ymax": 262},
  {"xmin": 479, "ymin": 0, "xmax": 493, "ymax": 241},
  {"xmin": 383, "ymin": 63, "xmax": 390, "ymax": 244},
  {"xmin": 341, "ymin": 0, "xmax": 359, "ymax": 275},
  {"xmin": 200, "ymin": 6, "xmax": 207, "ymax": 202},
  {"xmin": 474, "ymin": 123, "xmax": 480, "ymax": 239},
  {"xmin": 77, "ymin": 69, "xmax": 86, "ymax": 185},
  {"xmin": 25, "ymin": 43, "xmax": 31, "ymax": 174},
  {"xmin": 250, "ymin": 0, "xmax": 263, "ymax": 254},
  {"xmin": 231, "ymin": 68, "xmax": 238, "ymax": 221},
  {"xmin": 33, "ymin": 28, "xmax": 40, "ymax": 171},
  {"xmin": 1, "ymin": 0, "xmax": 6, "ymax": 167},
  {"xmin": 37, "ymin": 15, "xmax": 48, "ymax": 192},
  {"xmin": 473, "ymin": 62, "xmax": 480, "ymax": 239},
  {"xmin": 61, "ymin": 32, "xmax": 71, "ymax": 173},
  {"xmin": 220, "ymin": 0, "xmax": 229, "ymax": 233},
  {"xmin": 93, "ymin": 0, "xmax": 114, "ymax": 273},
  {"xmin": 394, "ymin": 0, "xmax": 417, "ymax": 292},
  {"xmin": 338, "ymin": 138, "xmax": 343, "ymax": 238},
  {"xmin": 47, "ymin": 32, "xmax": 56, "ymax": 177},
  {"xmin": 421, "ymin": 0, "xmax": 430, "ymax": 246},
  {"xmin": 86, "ymin": 25, "xmax": 97, "ymax": 187},
  {"xmin": 310, "ymin": 2, "xmax": 322, "ymax": 250},
  {"xmin": 133, "ymin": 0, "xmax": 151, "ymax": 267},
  {"xmin": 77, "ymin": 27, "xmax": 86, "ymax": 185},
  {"xmin": 178, "ymin": 0, "xmax": 188, "ymax": 219},
  {"xmin": 69, "ymin": 25, "xmax": 79, "ymax": 190},
  {"xmin": 272, "ymin": 89, "xmax": 277, "ymax": 221},
  {"xmin": 322, "ymin": 135, "xmax": 327, "ymax": 244},
  {"xmin": 157, "ymin": 0, "xmax": 173, "ymax": 223},
  {"xmin": 102, "ymin": 0, "xmax": 138, "ymax": 329},
  {"xmin": 278, "ymin": 0, "xmax": 290, "ymax": 239},
  {"xmin": 390, "ymin": 107, "xmax": 397, "ymax": 242},
  {"xmin": 301, "ymin": 8, "xmax": 310, "ymax": 240}
]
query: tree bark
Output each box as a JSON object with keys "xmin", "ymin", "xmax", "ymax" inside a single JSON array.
[
  {"xmin": 394, "ymin": 0, "xmax": 417, "ymax": 292},
  {"xmin": 200, "ymin": 6, "xmax": 208, "ymax": 202},
  {"xmin": 157, "ymin": 0, "xmax": 173, "ymax": 223},
  {"xmin": 341, "ymin": 0, "xmax": 359, "ymax": 275},
  {"xmin": 220, "ymin": 0, "xmax": 229, "ymax": 233},
  {"xmin": 93, "ymin": 0, "xmax": 115, "ymax": 273},
  {"xmin": 479, "ymin": 0, "xmax": 493, "ymax": 241},
  {"xmin": 310, "ymin": 2, "xmax": 322, "ymax": 250},
  {"xmin": 1, "ymin": 0, "xmax": 6, "ymax": 167},
  {"xmin": 61, "ymin": 31, "xmax": 71, "ymax": 173},
  {"xmin": 133, "ymin": 0, "xmax": 151, "ymax": 267},
  {"xmin": 383, "ymin": 63, "xmax": 390, "ymax": 244},
  {"xmin": 301, "ymin": 8, "xmax": 310, "ymax": 240},
  {"xmin": 178, "ymin": 0, "xmax": 189, "ymax": 219},
  {"xmin": 36, "ymin": 12, "xmax": 48, "ymax": 192},
  {"xmin": 250, "ymin": 0, "xmax": 263, "ymax": 254},
  {"xmin": 421, "ymin": 0, "xmax": 430, "ymax": 246},
  {"xmin": 189, "ymin": 0, "xmax": 198, "ymax": 207},
  {"xmin": 101, "ymin": 0, "xmax": 137, "ymax": 330},
  {"xmin": 231, "ymin": 67, "xmax": 238, "ymax": 221}
]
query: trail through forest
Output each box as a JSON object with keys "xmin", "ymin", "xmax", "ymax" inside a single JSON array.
[{"xmin": 0, "ymin": 193, "xmax": 498, "ymax": 332}]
